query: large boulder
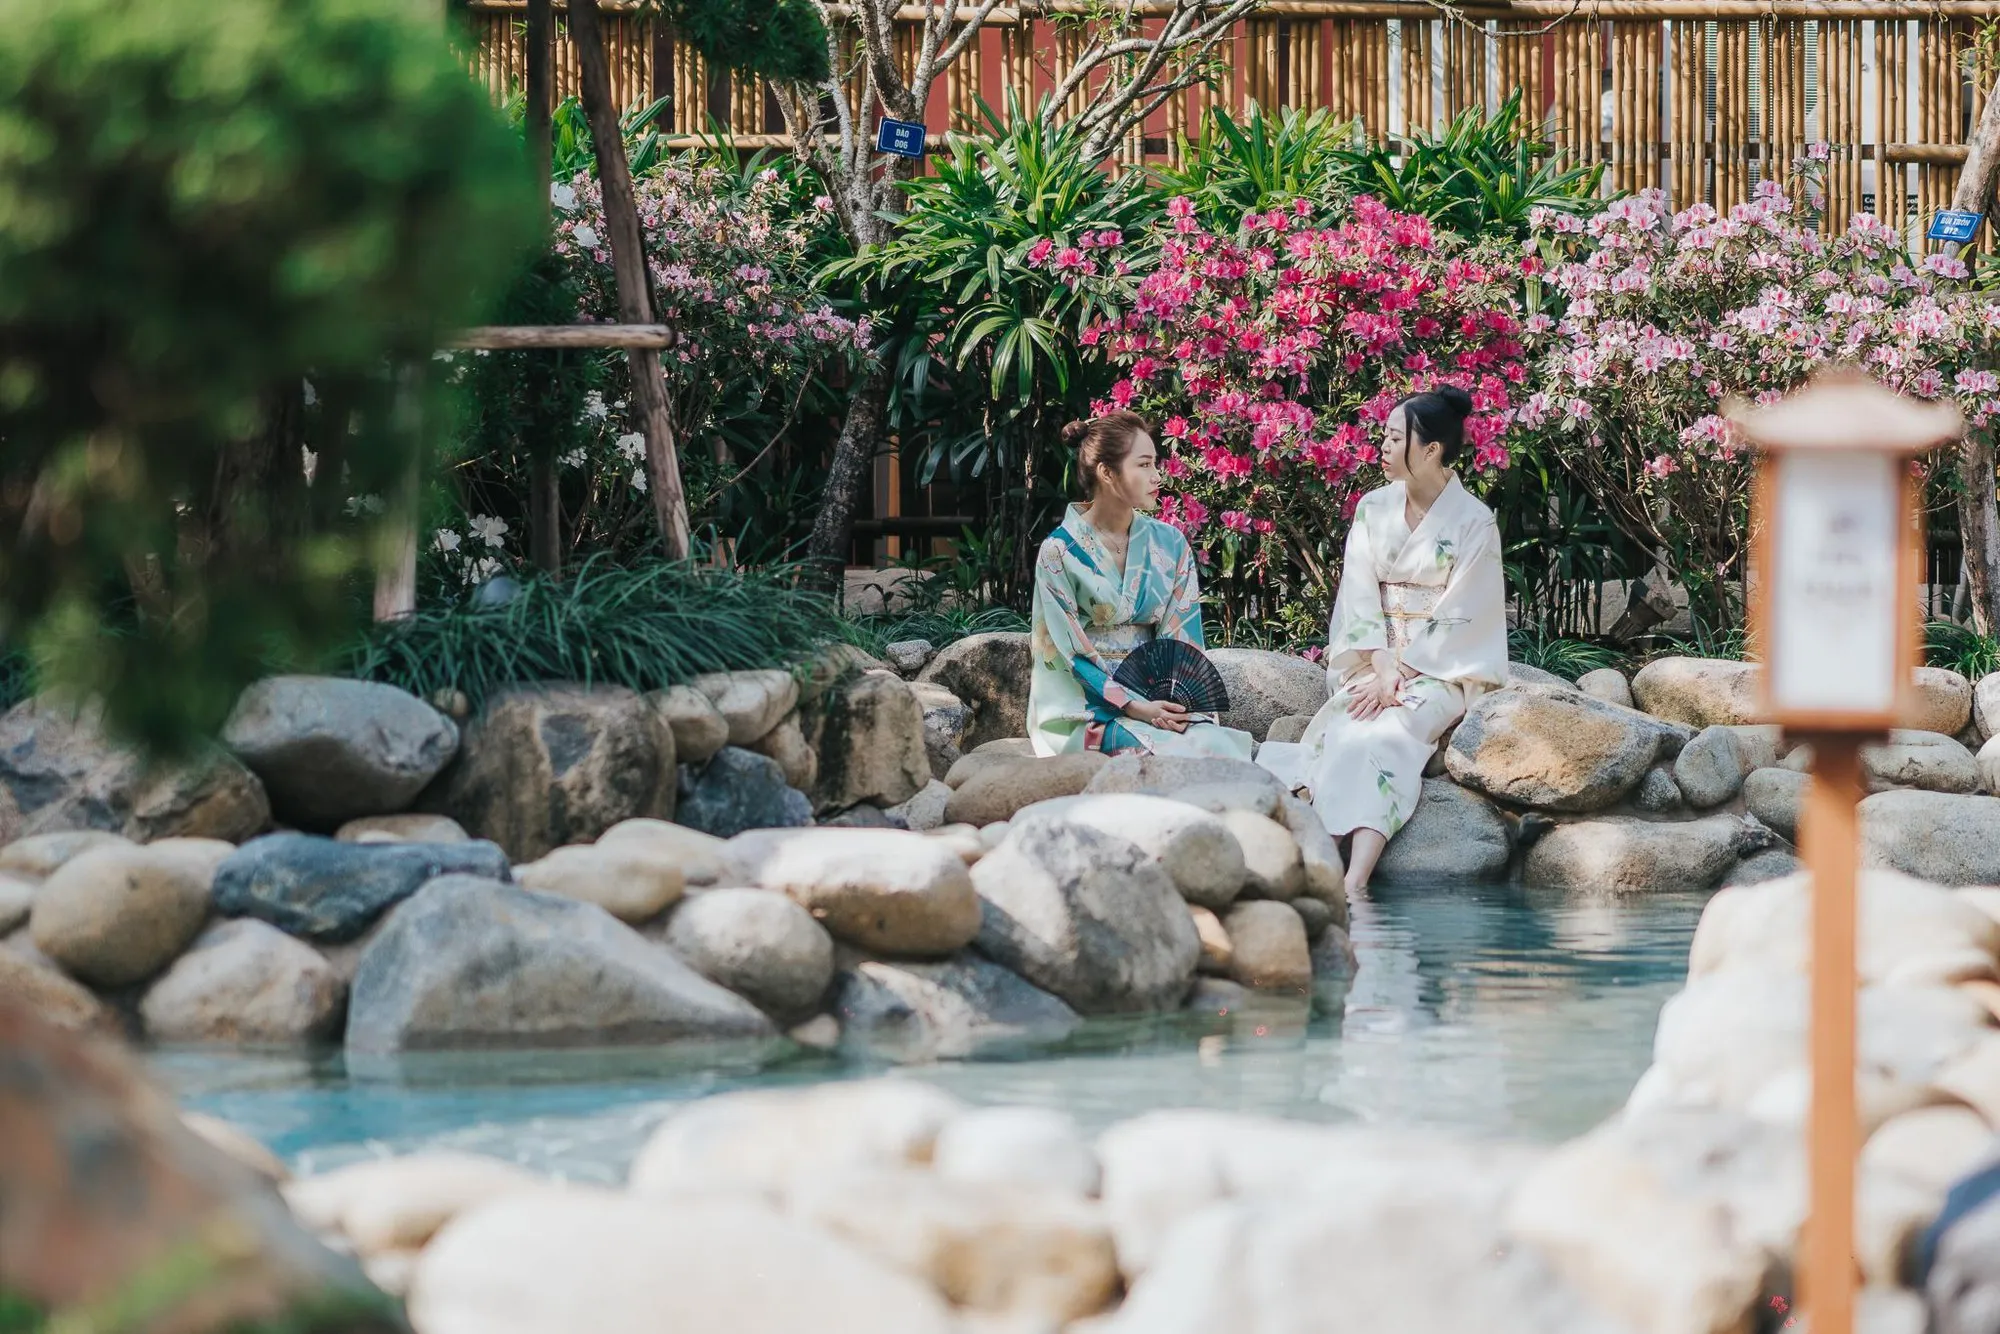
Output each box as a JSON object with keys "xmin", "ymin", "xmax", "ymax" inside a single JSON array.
[
  {"xmin": 1520, "ymin": 814, "xmax": 1755, "ymax": 893},
  {"xmin": 0, "ymin": 699, "xmax": 269, "ymax": 845},
  {"xmin": 663, "ymin": 887, "xmax": 835, "ymax": 1019},
  {"xmin": 283, "ymin": 1151, "xmax": 548, "ymax": 1257},
  {"xmin": 0, "ymin": 829, "xmax": 130, "ymax": 881},
  {"xmin": 728, "ymin": 828, "xmax": 982, "ymax": 957},
  {"xmin": 970, "ymin": 815, "xmax": 1200, "ymax": 1013},
  {"xmin": 915, "ymin": 633, "xmax": 1032, "ymax": 751},
  {"xmin": 833, "ymin": 953, "xmax": 1081, "ymax": 1059},
  {"xmin": 1082, "ymin": 753, "xmax": 1289, "ymax": 808},
  {"xmin": 648, "ymin": 685, "xmax": 729, "ymax": 765},
  {"xmin": 803, "ymin": 670, "xmax": 929, "ymax": 815},
  {"xmin": 0, "ymin": 950, "xmax": 118, "ymax": 1034},
  {"xmin": 214, "ymin": 833, "xmax": 510, "ymax": 943},
  {"xmin": 908, "ymin": 681, "xmax": 969, "ymax": 781},
  {"xmin": 336, "ymin": 813, "xmax": 469, "ymax": 845},
  {"xmin": 687, "ymin": 670, "xmax": 799, "ymax": 748},
  {"xmin": 419, "ymin": 685, "xmax": 675, "ymax": 861},
  {"xmin": 1630, "ymin": 657, "xmax": 1764, "ymax": 728},
  {"xmin": 222, "ymin": 676, "xmax": 458, "ymax": 829},
  {"xmin": 1445, "ymin": 686, "xmax": 1666, "ymax": 812},
  {"xmin": 675, "ymin": 748, "xmax": 811, "ymax": 838},
  {"xmin": 746, "ymin": 713, "xmax": 815, "ymax": 791},
  {"xmin": 408, "ymin": 1193, "xmax": 953, "ymax": 1334},
  {"xmin": 1672, "ymin": 726, "xmax": 1753, "ymax": 808},
  {"xmin": 1372, "ymin": 779, "xmax": 1512, "ymax": 884},
  {"xmin": 1221, "ymin": 901, "xmax": 1310, "ymax": 992},
  {"xmin": 1862, "ymin": 791, "xmax": 2000, "ymax": 884},
  {"xmin": 512, "ymin": 843, "xmax": 683, "ymax": 924},
  {"xmin": 1744, "ymin": 766, "xmax": 1809, "ymax": 841},
  {"xmin": 139, "ymin": 918, "xmax": 345, "ymax": 1044},
  {"xmin": 1786, "ymin": 730, "xmax": 1982, "ymax": 795},
  {"xmin": 344, "ymin": 876, "xmax": 774, "ymax": 1051},
  {"xmin": 1912, "ymin": 667, "xmax": 1976, "ymax": 738},
  {"xmin": 29, "ymin": 841, "xmax": 217, "ymax": 988},
  {"xmin": 943, "ymin": 753, "xmax": 1107, "ymax": 827},
  {"xmin": 1577, "ymin": 668, "xmax": 1635, "ymax": 709},
  {"xmin": 1016, "ymin": 793, "xmax": 1248, "ymax": 909},
  {"xmin": 1209, "ymin": 648, "xmax": 1328, "ymax": 743},
  {"xmin": 933, "ymin": 1106, "xmax": 1099, "ymax": 1197},
  {"xmin": 1976, "ymin": 672, "xmax": 2000, "ymax": 746},
  {"xmin": 596, "ymin": 818, "xmax": 731, "ymax": 885}
]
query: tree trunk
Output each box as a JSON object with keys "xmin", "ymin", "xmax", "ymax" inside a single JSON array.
[
  {"xmin": 568, "ymin": 0, "xmax": 692, "ymax": 561},
  {"xmin": 529, "ymin": 458, "xmax": 562, "ymax": 574},
  {"xmin": 807, "ymin": 361, "xmax": 890, "ymax": 589},
  {"xmin": 526, "ymin": 0, "xmax": 553, "ymax": 204},
  {"xmin": 1947, "ymin": 81, "xmax": 2000, "ymax": 635}
]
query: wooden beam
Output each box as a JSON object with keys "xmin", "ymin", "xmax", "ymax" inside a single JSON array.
[{"xmin": 448, "ymin": 324, "xmax": 681, "ymax": 349}]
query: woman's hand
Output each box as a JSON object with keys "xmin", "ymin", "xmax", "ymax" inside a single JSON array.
[
  {"xmin": 1126, "ymin": 698, "xmax": 1190, "ymax": 733},
  {"xmin": 1344, "ymin": 671, "xmax": 1404, "ymax": 722}
]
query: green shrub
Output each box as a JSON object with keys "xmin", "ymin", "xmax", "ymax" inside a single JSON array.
[
  {"xmin": 1926, "ymin": 620, "xmax": 2000, "ymax": 680},
  {"xmin": 1153, "ymin": 102, "xmax": 1360, "ymax": 230},
  {"xmin": 1506, "ymin": 629, "xmax": 1623, "ymax": 681}
]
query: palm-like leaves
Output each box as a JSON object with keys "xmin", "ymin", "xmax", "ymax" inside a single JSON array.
[{"xmin": 1153, "ymin": 102, "xmax": 1361, "ymax": 227}]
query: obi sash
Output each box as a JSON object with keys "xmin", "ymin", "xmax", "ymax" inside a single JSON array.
[{"xmin": 1380, "ymin": 581, "xmax": 1443, "ymax": 651}]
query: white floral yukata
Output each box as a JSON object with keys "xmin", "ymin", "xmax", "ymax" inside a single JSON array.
[
  {"xmin": 1256, "ymin": 476, "xmax": 1508, "ymax": 839},
  {"xmin": 1028, "ymin": 505, "xmax": 1255, "ymax": 760}
]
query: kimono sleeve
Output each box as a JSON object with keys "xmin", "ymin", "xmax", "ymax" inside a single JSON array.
[
  {"xmin": 1397, "ymin": 513, "xmax": 1509, "ymax": 689},
  {"xmin": 1324, "ymin": 501, "xmax": 1388, "ymax": 682},
  {"xmin": 1031, "ymin": 538, "xmax": 1135, "ymax": 714},
  {"xmin": 1153, "ymin": 526, "xmax": 1210, "ymax": 650}
]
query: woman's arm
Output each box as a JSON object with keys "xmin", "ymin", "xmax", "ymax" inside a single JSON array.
[
  {"xmin": 1325, "ymin": 502, "xmax": 1389, "ymax": 684},
  {"xmin": 1156, "ymin": 530, "xmax": 1208, "ymax": 650},
  {"xmin": 1032, "ymin": 540, "xmax": 1136, "ymax": 718}
]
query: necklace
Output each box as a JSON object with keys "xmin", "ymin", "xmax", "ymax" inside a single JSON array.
[{"xmin": 1087, "ymin": 508, "xmax": 1132, "ymax": 561}]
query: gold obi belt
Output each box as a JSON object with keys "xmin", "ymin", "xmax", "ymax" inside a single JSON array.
[
  {"xmin": 1093, "ymin": 622, "xmax": 1153, "ymax": 669},
  {"xmin": 1380, "ymin": 582, "xmax": 1443, "ymax": 651}
]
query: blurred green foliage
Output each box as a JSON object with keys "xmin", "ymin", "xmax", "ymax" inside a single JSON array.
[{"xmin": 0, "ymin": 0, "xmax": 537, "ymax": 752}]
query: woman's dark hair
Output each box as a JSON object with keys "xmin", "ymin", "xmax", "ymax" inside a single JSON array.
[
  {"xmin": 1063, "ymin": 411, "xmax": 1153, "ymax": 499},
  {"xmin": 1399, "ymin": 386, "xmax": 1475, "ymax": 467}
]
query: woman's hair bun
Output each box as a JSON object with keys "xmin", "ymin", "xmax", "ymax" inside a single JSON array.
[
  {"xmin": 1060, "ymin": 419, "xmax": 1089, "ymax": 445},
  {"xmin": 1435, "ymin": 385, "xmax": 1474, "ymax": 418}
]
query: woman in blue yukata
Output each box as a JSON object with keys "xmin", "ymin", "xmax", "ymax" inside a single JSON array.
[{"xmin": 1026, "ymin": 411, "xmax": 1256, "ymax": 760}]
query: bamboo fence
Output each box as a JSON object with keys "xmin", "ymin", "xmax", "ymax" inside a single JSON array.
[{"xmin": 462, "ymin": 0, "xmax": 2000, "ymax": 231}]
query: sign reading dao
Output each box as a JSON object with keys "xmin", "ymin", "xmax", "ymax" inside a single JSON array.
[
  {"xmin": 876, "ymin": 118, "xmax": 926, "ymax": 158},
  {"xmin": 1929, "ymin": 209, "xmax": 1983, "ymax": 244}
]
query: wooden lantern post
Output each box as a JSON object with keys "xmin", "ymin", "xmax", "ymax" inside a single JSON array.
[{"xmin": 1729, "ymin": 368, "xmax": 1964, "ymax": 1334}]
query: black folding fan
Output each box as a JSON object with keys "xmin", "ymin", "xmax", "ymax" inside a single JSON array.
[{"xmin": 1111, "ymin": 639, "xmax": 1232, "ymax": 714}]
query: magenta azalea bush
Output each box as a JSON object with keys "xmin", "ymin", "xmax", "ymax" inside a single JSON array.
[
  {"xmin": 1078, "ymin": 195, "xmax": 1528, "ymax": 639},
  {"xmin": 1517, "ymin": 181, "xmax": 2000, "ymax": 625}
]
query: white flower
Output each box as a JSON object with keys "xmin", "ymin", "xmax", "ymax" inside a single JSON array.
[
  {"xmin": 583, "ymin": 391, "xmax": 610, "ymax": 421},
  {"xmin": 344, "ymin": 494, "xmax": 386, "ymax": 517},
  {"xmin": 573, "ymin": 225, "xmax": 600, "ymax": 249},
  {"xmin": 462, "ymin": 556, "xmax": 503, "ymax": 586},
  {"xmin": 468, "ymin": 514, "xmax": 510, "ymax": 549},
  {"xmin": 558, "ymin": 448, "xmax": 587, "ymax": 470},
  {"xmin": 301, "ymin": 447, "xmax": 318, "ymax": 484},
  {"xmin": 631, "ymin": 466, "xmax": 648, "ymax": 494},
  {"xmin": 302, "ymin": 379, "xmax": 317, "ymax": 406},
  {"xmin": 433, "ymin": 528, "xmax": 462, "ymax": 553},
  {"xmin": 432, "ymin": 350, "xmax": 455, "ymax": 363},
  {"xmin": 551, "ymin": 182, "xmax": 577, "ymax": 210},
  {"xmin": 614, "ymin": 431, "xmax": 646, "ymax": 462}
]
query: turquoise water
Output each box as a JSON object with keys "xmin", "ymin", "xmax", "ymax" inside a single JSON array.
[{"xmin": 152, "ymin": 882, "xmax": 1708, "ymax": 1185}]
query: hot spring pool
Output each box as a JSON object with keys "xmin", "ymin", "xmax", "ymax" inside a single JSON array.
[{"xmin": 151, "ymin": 882, "xmax": 1708, "ymax": 1184}]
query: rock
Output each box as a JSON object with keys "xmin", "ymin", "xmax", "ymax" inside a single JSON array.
[
  {"xmin": 1017, "ymin": 794, "xmax": 1246, "ymax": 910},
  {"xmin": 344, "ymin": 876, "xmax": 775, "ymax": 1051},
  {"xmin": 139, "ymin": 919, "xmax": 344, "ymax": 1043},
  {"xmin": 664, "ymin": 887, "xmax": 834, "ymax": 1019},
  {"xmin": 1447, "ymin": 686, "xmax": 1670, "ymax": 812},
  {"xmin": 788, "ymin": 1014, "xmax": 840, "ymax": 1050},
  {"xmin": 1673, "ymin": 725, "xmax": 1750, "ymax": 808},
  {"xmin": 1208, "ymin": 648, "xmax": 1328, "ymax": 742},
  {"xmin": 789, "ymin": 1168, "xmax": 1119, "ymax": 1322},
  {"xmin": 1217, "ymin": 810, "xmax": 1303, "ymax": 900},
  {"xmin": 0, "ymin": 829, "xmax": 130, "ymax": 880},
  {"xmin": 1290, "ymin": 894, "xmax": 1333, "ymax": 942},
  {"xmin": 597, "ymin": 818, "xmax": 730, "ymax": 885},
  {"xmin": 748, "ymin": 712, "xmax": 817, "ymax": 792},
  {"xmin": 1221, "ymin": 902, "xmax": 1310, "ymax": 992},
  {"xmin": 650, "ymin": 684, "xmax": 730, "ymax": 766},
  {"xmin": 1083, "ymin": 753, "xmax": 1290, "ymax": 807},
  {"xmin": 676, "ymin": 748, "xmax": 812, "ymax": 838},
  {"xmin": 688, "ymin": 670, "xmax": 799, "ymax": 748},
  {"xmin": 0, "ymin": 949, "xmax": 117, "ymax": 1033},
  {"xmin": 1720, "ymin": 849, "xmax": 1802, "ymax": 887},
  {"xmin": 421, "ymin": 685, "xmax": 676, "ymax": 861},
  {"xmin": 833, "ymin": 954, "xmax": 1080, "ymax": 1059},
  {"xmin": 1864, "ymin": 1105, "xmax": 1994, "ymax": 1195},
  {"xmin": 1924, "ymin": 1175, "xmax": 2000, "ymax": 1334},
  {"xmin": 1913, "ymin": 667, "xmax": 1976, "ymax": 738},
  {"xmin": 1977, "ymin": 673, "xmax": 2000, "ymax": 745},
  {"xmin": 1788, "ymin": 730, "xmax": 1983, "ymax": 795},
  {"xmin": 1372, "ymin": 779, "xmax": 1512, "ymax": 884},
  {"xmin": 1632, "ymin": 765, "xmax": 1685, "ymax": 813},
  {"xmin": 0, "ymin": 875, "xmax": 30, "ymax": 935},
  {"xmin": 915, "ymin": 633, "xmax": 1032, "ymax": 751},
  {"xmin": 1277, "ymin": 796, "xmax": 1347, "ymax": 911},
  {"xmin": 513, "ymin": 843, "xmax": 683, "ymax": 924},
  {"xmin": 0, "ymin": 997, "xmax": 391, "ymax": 1333},
  {"xmin": 1864, "ymin": 791, "xmax": 2000, "ymax": 884},
  {"xmin": 214, "ymin": 833, "xmax": 511, "ymax": 943},
  {"xmin": 1744, "ymin": 767, "xmax": 1809, "ymax": 841},
  {"xmin": 29, "ymin": 842, "xmax": 215, "ymax": 988},
  {"xmin": 970, "ymin": 815, "xmax": 1199, "ymax": 1014},
  {"xmin": 1507, "ymin": 663, "xmax": 1576, "ymax": 690},
  {"xmin": 805, "ymin": 671, "xmax": 929, "ymax": 814},
  {"xmin": 0, "ymin": 700, "xmax": 270, "ymax": 846},
  {"xmin": 285, "ymin": 1151, "xmax": 548, "ymax": 1255},
  {"xmin": 944, "ymin": 749, "xmax": 1026, "ymax": 790},
  {"xmin": 1520, "ymin": 814, "xmax": 1754, "ymax": 893},
  {"xmin": 886, "ymin": 779, "xmax": 953, "ymax": 833},
  {"xmin": 222, "ymin": 676, "xmax": 458, "ymax": 829},
  {"xmin": 408, "ymin": 1193, "xmax": 953, "ymax": 1334},
  {"xmin": 1503, "ymin": 1107, "xmax": 1800, "ymax": 1334},
  {"xmin": 1190, "ymin": 904, "xmax": 1232, "ymax": 974},
  {"xmin": 909, "ymin": 681, "xmax": 969, "ymax": 781},
  {"xmin": 628, "ymin": 1078, "xmax": 966, "ymax": 1199},
  {"xmin": 933, "ymin": 1106, "xmax": 1099, "ymax": 1196},
  {"xmin": 729, "ymin": 828, "xmax": 981, "ymax": 956},
  {"xmin": 336, "ymin": 814, "xmax": 469, "ymax": 844},
  {"xmin": 944, "ymin": 753, "xmax": 1108, "ymax": 827},
  {"xmin": 182, "ymin": 1112, "xmax": 289, "ymax": 1185},
  {"xmin": 884, "ymin": 639, "xmax": 937, "ymax": 676},
  {"xmin": 1981, "ymin": 734, "xmax": 2000, "ymax": 798},
  {"xmin": 1577, "ymin": 668, "xmax": 1634, "ymax": 709},
  {"xmin": 1310, "ymin": 923, "xmax": 1357, "ymax": 979},
  {"xmin": 1630, "ymin": 656, "xmax": 1764, "ymax": 728},
  {"xmin": 1265, "ymin": 714, "xmax": 1313, "ymax": 744}
]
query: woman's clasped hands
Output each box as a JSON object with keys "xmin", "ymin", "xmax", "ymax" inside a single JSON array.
[
  {"xmin": 1125, "ymin": 698, "xmax": 1191, "ymax": 733},
  {"xmin": 1345, "ymin": 650, "xmax": 1410, "ymax": 722}
]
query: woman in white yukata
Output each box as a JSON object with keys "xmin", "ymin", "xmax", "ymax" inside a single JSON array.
[
  {"xmin": 1027, "ymin": 412, "xmax": 1255, "ymax": 760},
  {"xmin": 1257, "ymin": 387, "xmax": 1509, "ymax": 893}
]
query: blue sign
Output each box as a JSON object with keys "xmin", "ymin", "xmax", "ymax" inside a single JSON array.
[
  {"xmin": 876, "ymin": 118, "xmax": 926, "ymax": 158},
  {"xmin": 1929, "ymin": 209, "xmax": 1984, "ymax": 243}
]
